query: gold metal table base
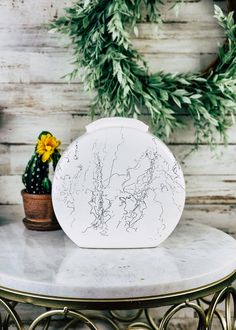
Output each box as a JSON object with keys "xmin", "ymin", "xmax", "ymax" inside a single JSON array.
[{"xmin": 0, "ymin": 271, "xmax": 236, "ymax": 330}]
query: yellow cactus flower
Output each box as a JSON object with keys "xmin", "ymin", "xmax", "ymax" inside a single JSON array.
[{"xmin": 37, "ymin": 134, "xmax": 61, "ymax": 162}]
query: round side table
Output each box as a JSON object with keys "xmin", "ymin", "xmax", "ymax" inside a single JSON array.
[{"xmin": 0, "ymin": 218, "xmax": 236, "ymax": 329}]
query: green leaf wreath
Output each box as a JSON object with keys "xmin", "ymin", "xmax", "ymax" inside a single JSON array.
[{"xmin": 50, "ymin": 1, "xmax": 236, "ymax": 146}]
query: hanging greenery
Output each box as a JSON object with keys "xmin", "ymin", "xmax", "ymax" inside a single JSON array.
[{"xmin": 50, "ymin": 1, "xmax": 236, "ymax": 146}]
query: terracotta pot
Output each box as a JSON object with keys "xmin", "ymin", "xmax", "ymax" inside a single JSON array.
[{"xmin": 21, "ymin": 189, "xmax": 61, "ymax": 231}]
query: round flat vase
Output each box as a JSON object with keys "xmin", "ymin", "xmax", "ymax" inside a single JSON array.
[{"xmin": 52, "ymin": 118, "xmax": 185, "ymax": 248}]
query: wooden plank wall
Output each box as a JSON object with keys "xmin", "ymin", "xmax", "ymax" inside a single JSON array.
[{"xmin": 0, "ymin": 0, "xmax": 236, "ymax": 238}]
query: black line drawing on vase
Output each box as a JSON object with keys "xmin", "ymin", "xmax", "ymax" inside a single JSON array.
[
  {"xmin": 55, "ymin": 128, "xmax": 185, "ymax": 237},
  {"xmin": 82, "ymin": 129, "xmax": 184, "ymax": 236}
]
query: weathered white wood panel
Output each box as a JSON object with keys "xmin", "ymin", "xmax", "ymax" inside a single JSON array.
[
  {"xmin": 1, "ymin": 144, "xmax": 236, "ymax": 176},
  {"xmin": 0, "ymin": 1, "xmax": 226, "ymax": 26},
  {"xmin": 1, "ymin": 112, "xmax": 236, "ymax": 144},
  {"xmin": 183, "ymin": 205, "xmax": 236, "ymax": 236},
  {"xmin": 0, "ymin": 23, "xmax": 224, "ymax": 49},
  {"xmin": 0, "ymin": 83, "xmax": 91, "ymax": 112},
  {"xmin": 185, "ymin": 175, "xmax": 236, "ymax": 204},
  {"xmin": 0, "ymin": 0, "xmax": 226, "ymax": 82},
  {"xmin": 0, "ymin": 22, "xmax": 224, "ymax": 48},
  {"xmin": 133, "ymin": 37, "xmax": 225, "ymax": 54},
  {"xmin": 0, "ymin": 113, "xmax": 88, "ymax": 144},
  {"xmin": 0, "ymin": 51, "xmax": 221, "ymax": 83},
  {"xmin": 1, "ymin": 174, "xmax": 235, "ymax": 205}
]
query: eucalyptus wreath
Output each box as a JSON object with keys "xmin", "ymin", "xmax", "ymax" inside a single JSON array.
[{"xmin": 50, "ymin": 1, "xmax": 236, "ymax": 146}]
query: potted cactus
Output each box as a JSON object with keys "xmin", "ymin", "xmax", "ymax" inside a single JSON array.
[{"xmin": 21, "ymin": 131, "xmax": 61, "ymax": 231}]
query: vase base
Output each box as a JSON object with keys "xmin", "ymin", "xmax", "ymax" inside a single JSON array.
[{"xmin": 23, "ymin": 218, "xmax": 61, "ymax": 231}]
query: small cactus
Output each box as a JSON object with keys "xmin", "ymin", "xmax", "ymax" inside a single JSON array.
[{"xmin": 22, "ymin": 131, "xmax": 61, "ymax": 194}]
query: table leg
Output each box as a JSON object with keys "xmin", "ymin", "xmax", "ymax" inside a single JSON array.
[
  {"xmin": 140, "ymin": 286, "xmax": 236, "ymax": 330},
  {"xmin": 28, "ymin": 308, "xmax": 98, "ymax": 330},
  {"xmin": 0, "ymin": 286, "xmax": 236, "ymax": 329},
  {"xmin": 0, "ymin": 299, "xmax": 22, "ymax": 330}
]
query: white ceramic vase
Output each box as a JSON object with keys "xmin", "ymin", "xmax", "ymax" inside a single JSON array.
[{"xmin": 52, "ymin": 118, "xmax": 185, "ymax": 248}]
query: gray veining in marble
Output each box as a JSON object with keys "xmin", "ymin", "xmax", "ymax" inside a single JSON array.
[{"xmin": 0, "ymin": 218, "xmax": 236, "ymax": 299}]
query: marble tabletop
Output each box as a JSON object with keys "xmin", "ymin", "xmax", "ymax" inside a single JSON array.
[{"xmin": 0, "ymin": 217, "xmax": 236, "ymax": 299}]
